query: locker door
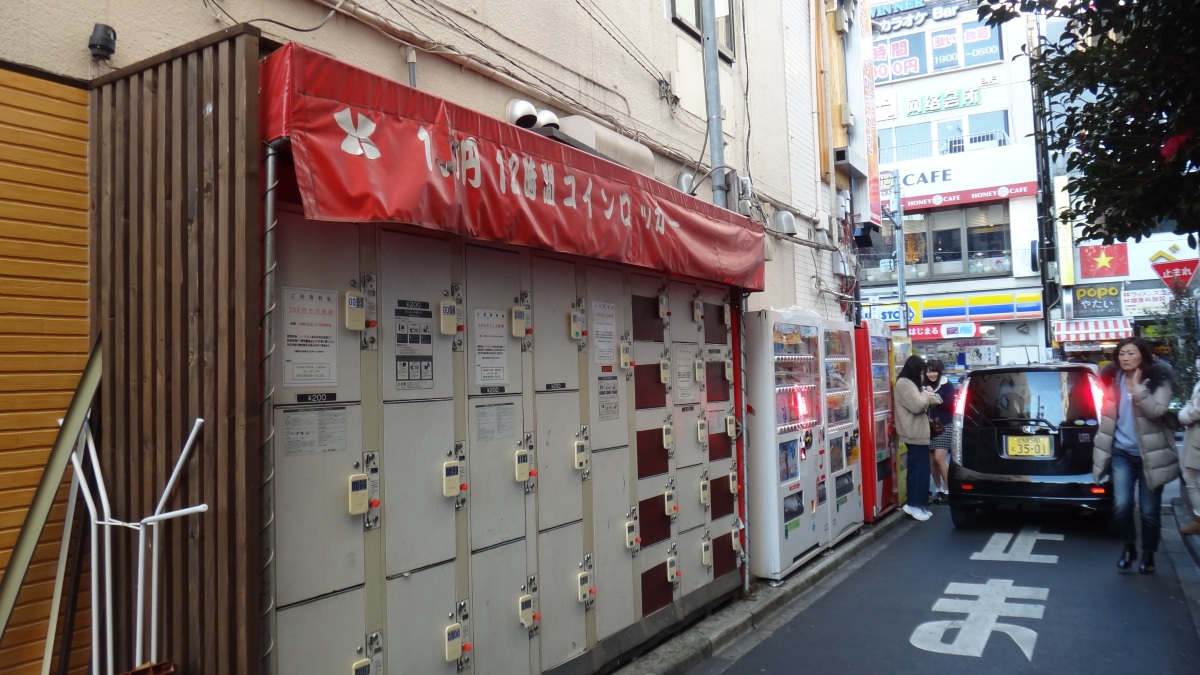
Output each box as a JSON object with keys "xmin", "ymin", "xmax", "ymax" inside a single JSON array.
[
  {"xmin": 380, "ymin": 232, "xmax": 456, "ymax": 401},
  {"xmin": 273, "ymin": 214, "xmax": 362, "ymax": 404},
  {"xmin": 677, "ymin": 527, "xmax": 712, "ymax": 597},
  {"xmin": 466, "ymin": 246, "xmax": 523, "ymax": 396},
  {"xmin": 670, "ymin": 343, "xmax": 701, "ymax": 407},
  {"xmin": 589, "ymin": 447, "xmax": 636, "ymax": 641},
  {"xmin": 674, "ymin": 464, "xmax": 707, "ymax": 533},
  {"xmin": 384, "ymin": 400, "xmax": 456, "ymax": 576},
  {"xmin": 535, "ymin": 391, "xmax": 583, "ymax": 531},
  {"xmin": 531, "ymin": 257, "xmax": 580, "ymax": 392},
  {"xmin": 277, "ymin": 588, "xmax": 366, "ymax": 675},
  {"xmin": 469, "ymin": 396, "xmax": 528, "ymax": 551},
  {"xmin": 667, "ymin": 281, "xmax": 702, "ymax": 344},
  {"xmin": 386, "ymin": 561, "xmax": 458, "ymax": 675},
  {"xmin": 274, "ymin": 404, "xmax": 365, "ymax": 607},
  {"xmin": 637, "ymin": 540, "xmax": 676, "ymax": 618},
  {"xmin": 469, "ymin": 540, "xmax": 532, "ymax": 675},
  {"xmin": 673, "ymin": 403, "xmax": 706, "ymax": 469},
  {"xmin": 537, "ymin": 522, "xmax": 587, "ymax": 669},
  {"xmin": 585, "ymin": 266, "xmax": 629, "ymax": 452}
]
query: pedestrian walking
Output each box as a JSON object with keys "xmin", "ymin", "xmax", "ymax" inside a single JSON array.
[
  {"xmin": 1176, "ymin": 364, "xmax": 1200, "ymax": 535},
  {"xmin": 1093, "ymin": 338, "xmax": 1179, "ymax": 574},
  {"xmin": 894, "ymin": 354, "xmax": 942, "ymax": 522},
  {"xmin": 925, "ymin": 359, "xmax": 956, "ymax": 504}
]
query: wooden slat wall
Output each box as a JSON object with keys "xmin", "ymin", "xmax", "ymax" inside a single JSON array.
[
  {"xmin": 89, "ymin": 29, "xmax": 261, "ymax": 674},
  {"xmin": 0, "ymin": 64, "xmax": 91, "ymax": 674}
]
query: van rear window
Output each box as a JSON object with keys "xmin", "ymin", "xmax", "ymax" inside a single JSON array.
[{"xmin": 963, "ymin": 370, "xmax": 1098, "ymax": 427}]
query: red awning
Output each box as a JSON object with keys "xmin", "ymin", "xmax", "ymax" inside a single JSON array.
[
  {"xmin": 1053, "ymin": 319, "xmax": 1132, "ymax": 342},
  {"xmin": 259, "ymin": 44, "xmax": 765, "ymax": 290}
]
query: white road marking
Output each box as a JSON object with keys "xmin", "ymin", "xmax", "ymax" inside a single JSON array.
[
  {"xmin": 970, "ymin": 526, "xmax": 1064, "ymax": 563},
  {"xmin": 910, "ymin": 579, "xmax": 1048, "ymax": 660}
]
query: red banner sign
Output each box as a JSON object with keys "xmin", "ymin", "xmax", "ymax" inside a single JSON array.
[
  {"xmin": 1151, "ymin": 258, "xmax": 1198, "ymax": 294},
  {"xmin": 260, "ymin": 44, "xmax": 765, "ymax": 290},
  {"xmin": 902, "ymin": 181, "xmax": 1037, "ymax": 211}
]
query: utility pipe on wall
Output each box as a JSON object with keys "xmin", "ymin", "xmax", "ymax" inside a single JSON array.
[{"xmin": 699, "ymin": 0, "xmax": 727, "ymax": 209}]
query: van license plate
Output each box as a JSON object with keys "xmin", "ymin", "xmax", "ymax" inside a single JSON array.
[{"xmin": 1005, "ymin": 436, "xmax": 1052, "ymax": 458}]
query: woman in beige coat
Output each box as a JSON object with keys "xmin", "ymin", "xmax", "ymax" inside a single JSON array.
[
  {"xmin": 894, "ymin": 354, "xmax": 942, "ymax": 522},
  {"xmin": 1176, "ymin": 367, "xmax": 1200, "ymax": 535},
  {"xmin": 1092, "ymin": 338, "xmax": 1177, "ymax": 574}
]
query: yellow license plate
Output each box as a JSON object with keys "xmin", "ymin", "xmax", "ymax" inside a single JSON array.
[{"xmin": 1005, "ymin": 436, "xmax": 1052, "ymax": 458}]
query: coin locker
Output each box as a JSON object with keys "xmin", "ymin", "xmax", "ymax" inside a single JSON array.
[
  {"xmin": 277, "ymin": 588, "xmax": 368, "ymax": 675},
  {"xmin": 468, "ymin": 395, "xmax": 528, "ymax": 551},
  {"xmin": 531, "ymin": 257, "xmax": 581, "ymax": 392},
  {"xmin": 588, "ymin": 446, "xmax": 636, "ymax": 641},
  {"xmin": 585, "ymin": 266, "xmax": 630, "ymax": 453},
  {"xmin": 385, "ymin": 561, "xmax": 458, "ymax": 675},
  {"xmin": 534, "ymin": 391, "xmax": 584, "ymax": 530},
  {"xmin": 536, "ymin": 522, "xmax": 588, "ymax": 669},
  {"xmin": 469, "ymin": 539, "xmax": 532, "ymax": 674},
  {"xmin": 466, "ymin": 246, "xmax": 524, "ymax": 397},
  {"xmin": 383, "ymin": 399, "xmax": 457, "ymax": 575}
]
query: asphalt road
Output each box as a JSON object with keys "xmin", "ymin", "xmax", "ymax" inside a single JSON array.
[{"xmin": 692, "ymin": 503, "xmax": 1200, "ymax": 674}]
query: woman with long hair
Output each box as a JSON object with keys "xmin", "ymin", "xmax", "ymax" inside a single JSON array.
[
  {"xmin": 924, "ymin": 359, "xmax": 956, "ymax": 504},
  {"xmin": 1093, "ymin": 337, "xmax": 1178, "ymax": 573},
  {"xmin": 894, "ymin": 354, "xmax": 943, "ymax": 521}
]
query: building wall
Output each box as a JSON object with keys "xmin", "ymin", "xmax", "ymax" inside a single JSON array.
[{"xmin": 0, "ymin": 65, "xmax": 91, "ymax": 673}]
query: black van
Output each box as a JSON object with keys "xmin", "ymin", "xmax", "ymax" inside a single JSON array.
[{"xmin": 948, "ymin": 363, "xmax": 1112, "ymax": 528}]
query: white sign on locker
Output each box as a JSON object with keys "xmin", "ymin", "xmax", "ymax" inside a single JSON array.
[
  {"xmin": 673, "ymin": 344, "xmax": 698, "ymax": 401},
  {"xmin": 474, "ymin": 402, "xmax": 517, "ymax": 441},
  {"xmin": 395, "ymin": 299, "xmax": 435, "ymax": 389},
  {"xmin": 282, "ymin": 286, "xmax": 339, "ymax": 385},
  {"xmin": 591, "ymin": 301, "xmax": 617, "ymax": 364},
  {"xmin": 474, "ymin": 308, "xmax": 509, "ymax": 385},
  {"xmin": 281, "ymin": 406, "xmax": 348, "ymax": 456},
  {"xmin": 597, "ymin": 375, "xmax": 620, "ymax": 421}
]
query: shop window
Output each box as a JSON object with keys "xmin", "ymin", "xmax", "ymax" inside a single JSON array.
[
  {"xmin": 880, "ymin": 122, "xmax": 933, "ymax": 163},
  {"xmin": 858, "ymin": 203, "xmax": 1011, "ymax": 285},
  {"xmin": 673, "ymin": 0, "xmax": 736, "ymax": 62},
  {"xmin": 938, "ymin": 119, "xmax": 964, "ymax": 155},
  {"xmin": 969, "ymin": 111, "xmax": 1009, "ymax": 147}
]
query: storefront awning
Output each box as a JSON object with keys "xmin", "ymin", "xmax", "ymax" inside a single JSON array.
[
  {"xmin": 259, "ymin": 43, "xmax": 765, "ymax": 290},
  {"xmin": 1053, "ymin": 319, "xmax": 1132, "ymax": 342}
]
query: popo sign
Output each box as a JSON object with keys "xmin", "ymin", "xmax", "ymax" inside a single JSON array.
[{"xmin": 1151, "ymin": 259, "xmax": 1198, "ymax": 295}]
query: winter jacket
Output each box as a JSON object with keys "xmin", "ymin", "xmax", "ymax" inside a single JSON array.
[
  {"xmin": 1177, "ymin": 379, "xmax": 1200, "ymax": 472},
  {"xmin": 1092, "ymin": 361, "xmax": 1179, "ymax": 491},
  {"xmin": 928, "ymin": 376, "xmax": 957, "ymax": 426},
  {"xmin": 894, "ymin": 377, "xmax": 942, "ymax": 446}
]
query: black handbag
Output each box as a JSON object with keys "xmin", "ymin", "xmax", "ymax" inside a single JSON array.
[{"xmin": 929, "ymin": 416, "xmax": 946, "ymax": 438}]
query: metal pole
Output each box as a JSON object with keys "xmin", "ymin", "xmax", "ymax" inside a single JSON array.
[
  {"xmin": 149, "ymin": 418, "xmax": 203, "ymax": 662},
  {"xmin": 406, "ymin": 46, "xmax": 417, "ymax": 88},
  {"xmin": 699, "ymin": 0, "xmax": 727, "ymax": 209},
  {"xmin": 68, "ymin": 451, "xmax": 100, "ymax": 674},
  {"xmin": 83, "ymin": 425, "xmax": 114, "ymax": 675},
  {"xmin": 889, "ymin": 170, "xmax": 908, "ymax": 330}
]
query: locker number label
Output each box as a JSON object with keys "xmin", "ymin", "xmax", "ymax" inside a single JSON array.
[
  {"xmin": 443, "ymin": 461, "xmax": 462, "ymax": 497},
  {"xmin": 515, "ymin": 450, "xmax": 531, "ymax": 482},
  {"xmin": 445, "ymin": 623, "xmax": 463, "ymax": 662},
  {"xmin": 348, "ymin": 474, "xmax": 370, "ymax": 516}
]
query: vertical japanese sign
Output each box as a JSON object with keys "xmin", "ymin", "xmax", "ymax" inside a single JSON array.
[
  {"xmin": 282, "ymin": 286, "xmax": 339, "ymax": 385},
  {"xmin": 862, "ymin": 0, "xmax": 882, "ymax": 225}
]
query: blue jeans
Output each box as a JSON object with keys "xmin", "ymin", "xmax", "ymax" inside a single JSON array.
[
  {"xmin": 1111, "ymin": 449, "xmax": 1162, "ymax": 553},
  {"xmin": 907, "ymin": 443, "xmax": 931, "ymax": 509}
]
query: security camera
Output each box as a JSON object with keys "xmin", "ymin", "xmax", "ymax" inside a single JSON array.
[{"xmin": 89, "ymin": 24, "xmax": 117, "ymax": 60}]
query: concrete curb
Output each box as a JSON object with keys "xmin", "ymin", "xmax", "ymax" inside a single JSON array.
[
  {"xmin": 1166, "ymin": 497, "xmax": 1200, "ymax": 646},
  {"xmin": 1173, "ymin": 497, "xmax": 1200, "ymax": 568},
  {"xmin": 618, "ymin": 510, "xmax": 908, "ymax": 675}
]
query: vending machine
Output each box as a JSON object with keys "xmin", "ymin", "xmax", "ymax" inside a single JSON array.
[
  {"xmin": 855, "ymin": 319, "xmax": 896, "ymax": 523},
  {"xmin": 822, "ymin": 320, "xmax": 862, "ymax": 544},
  {"xmin": 745, "ymin": 308, "xmax": 828, "ymax": 581}
]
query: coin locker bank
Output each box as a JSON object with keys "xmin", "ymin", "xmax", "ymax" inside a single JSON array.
[
  {"xmin": 743, "ymin": 309, "xmax": 863, "ymax": 581},
  {"xmin": 259, "ymin": 44, "xmax": 763, "ymax": 675}
]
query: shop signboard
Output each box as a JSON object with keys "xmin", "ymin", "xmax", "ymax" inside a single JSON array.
[
  {"xmin": 908, "ymin": 322, "xmax": 980, "ymax": 340},
  {"xmin": 1073, "ymin": 283, "xmax": 1123, "ymax": 318},
  {"xmin": 1121, "ymin": 281, "xmax": 1173, "ymax": 317}
]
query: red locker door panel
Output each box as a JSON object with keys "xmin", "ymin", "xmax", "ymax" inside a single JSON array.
[
  {"xmin": 637, "ymin": 495, "xmax": 672, "ymax": 547},
  {"xmin": 634, "ymin": 364, "xmax": 668, "ymax": 410},
  {"xmin": 708, "ymin": 431, "xmax": 732, "ymax": 462},
  {"xmin": 640, "ymin": 562, "xmax": 673, "ymax": 616},
  {"xmin": 632, "ymin": 296, "xmax": 664, "ymax": 342},
  {"xmin": 710, "ymin": 475, "xmax": 735, "ymax": 519},
  {"xmin": 712, "ymin": 532, "xmax": 738, "ymax": 579},
  {"xmin": 636, "ymin": 428, "xmax": 669, "ymax": 479}
]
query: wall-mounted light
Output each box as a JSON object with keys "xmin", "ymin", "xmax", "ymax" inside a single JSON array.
[{"xmin": 89, "ymin": 23, "xmax": 116, "ymax": 60}]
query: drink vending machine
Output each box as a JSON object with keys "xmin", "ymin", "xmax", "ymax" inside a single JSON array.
[
  {"xmin": 855, "ymin": 319, "xmax": 896, "ymax": 523},
  {"xmin": 746, "ymin": 308, "xmax": 861, "ymax": 581}
]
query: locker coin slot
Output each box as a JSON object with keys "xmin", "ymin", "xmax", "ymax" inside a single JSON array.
[
  {"xmin": 664, "ymin": 490, "xmax": 676, "ymax": 516},
  {"xmin": 723, "ymin": 303, "xmax": 731, "ymax": 326},
  {"xmin": 443, "ymin": 461, "xmax": 462, "ymax": 497},
  {"xmin": 658, "ymin": 292, "xmax": 669, "ymax": 319},
  {"xmin": 731, "ymin": 527, "xmax": 742, "ymax": 552},
  {"xmin": 439, "ymin": 299, "xmax": 457, "ymax": 335},
  {"xmin": 693, "ymin": 298, "xmax": 703, "ymax": 323},
  {"xmin": 569, "ymin": 309, "xmax": 585, "ymax": 340},
  {"xmin": 519, "ymin": 594, "xmax": 535, "ymax": 628},
  {"xmin": 574, "ymin": 441, "xmax": 589, "ymax": 470},
  {"xmin": 699, "ymin": 479, "xmax": 711, "ymax": 507},
  {"xmin": 344, "ymin": 291, "xmax": 367, "ymax": 331},
  {"xmin": 625, "ymin": 521, "xmax": 640, "ymax": 549},
  {"xmin": 659, "ymin": 359, "xmax": 670, "ymax": 384},
  {"xmin": 620, "ymin": 341, "xmax": 632, "ymax": 369},
  {"xmin": 729, "ymin": 471, "xmax": 738, "ymax": 494},
  {"xmin": 666, "ymin": 555, "xmax": 679, "ymax": 582},
  {"xmin": 351, "ymin": 658, "xmax": 372, "ymax": 675},
  {"xmin": 726, "ymin": 416, "xmax": 737, "ymax": 438},
  {"xmin": 577, "ymin": 572, "xmax": 592, "ymax": 603},
  {"xmin": 702, "ymin": 540, "xmax": 713, "ymax": 567},
  {"xmin": 697, "ymin": 419, "xmax": 708, "ymax": 444},
  {"xmin": 511, "ymin": 306, "xmax": 528, "ymax": 338},
  {"xmin": 662, "ymin": 423, "xmax": 673, "ymax": 451},
  {"xmin": 724, "ymin": 358, "xmax": 734, "ymax": 382},
  {"xmin": 445, "ymin": 623, "xmax": 463, "ymax": 662},
  {"xmin": 515, "ymin": 449, "xmax": 531, "ymax": 482},
  {"xmin": 348, "ymin": 474, "xmax": 370, "ymax": 516},
  {"xmin": 694, "ymin": 359, "xmax": 705, "ymax": 384}
]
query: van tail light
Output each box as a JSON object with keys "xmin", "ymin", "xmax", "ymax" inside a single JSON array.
[
  {"xmin": 951, "ymin": 381, "xmax": 968, "ymax": 465},
  {"xmin": 1090, "ymin": 377, "xmax": 1105, "ymax": 417},
  {"xmin": 1090, "ymin": 486, "xmax": 1106, "ymax": 495},
  {"xmin": 954, "ymin": 389, "xmax": 967, "ymax": 417}
]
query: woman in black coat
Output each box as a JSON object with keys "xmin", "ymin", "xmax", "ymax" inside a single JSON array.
[{"xmin": 925, "ymin": 359, "xmax": 956, "ymax": 503}]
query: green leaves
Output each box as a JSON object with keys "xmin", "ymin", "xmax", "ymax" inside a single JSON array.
[{"xmin": 979, "ymin": 0, "xmax": 1200, "ymax": 243}]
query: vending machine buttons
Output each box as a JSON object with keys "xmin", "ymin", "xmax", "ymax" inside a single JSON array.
[
  {"xmin": 731, "ymin": 526, "xmax": 742, "ymax": 552},
  {"xmin": 658, "ymin": 292, "xmax": 669, "ymax": 319},
  {"xmin": 442, "ymin": 461, "xmax": 462, "ymax": 498},
  {"xmin": 444, "ymin": 623, "xmax": 463, "ymax": 662},
  {"xmin": 514, "ymin": 449, "xmax": 531, "ymax": 482},
  {"xmin": 723, "ymin": 303, "xmax": 731, "ymax": 326},
  {"xmin": 726, "ymin": 416, "xmax": 737, "ymax": 438},
  {"xmin": 348, "ymin": 473, "xmax": 369, "ymax": 516},
  {"xmin": 724, "ymin": 358, "xmax": 734, "ymax": 382}
]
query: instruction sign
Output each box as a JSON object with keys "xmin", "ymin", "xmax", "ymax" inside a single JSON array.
[
  {"xmin": 282, "ymin": 406, "xmax": 348, "ymax": 456},
  {"xmin": 474, "ymin": 309, "xmax": 509, "ymax": 385},
  {"xmin": 282, "ymin": 287, "xmax": 339, "ymax": 386},
  {"xmin": 592, "ymin": 301, "xmax": 617, "ymax": 364},
  {"xmin": 597, "ymin": 375, "xmax": 620, "ymax": 421},
  {"xmin": 475, "ymin": 402, "xmax": 517, "ymax": 441},
  {"xmin": 395, "ymin": 299, "xmax": 434, "ymax": 389}
]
